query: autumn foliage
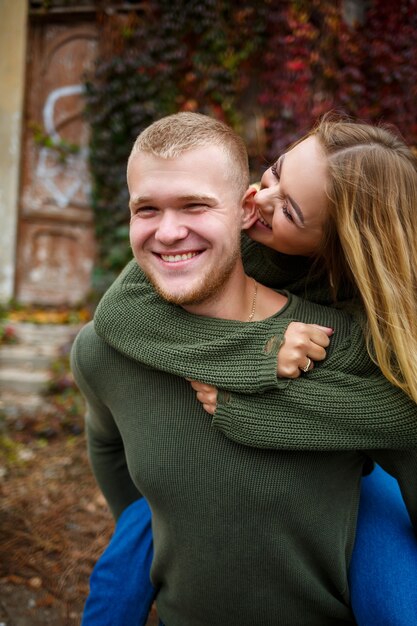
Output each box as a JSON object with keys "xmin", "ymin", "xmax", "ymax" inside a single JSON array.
[{"xmin": 259, "ymin": 0, "xmax": 417, "ymax": 156}]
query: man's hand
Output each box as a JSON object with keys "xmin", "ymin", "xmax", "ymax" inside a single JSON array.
[{"xmin": 277, "ymin": 322, "xmax": 333, "ymax": 378}]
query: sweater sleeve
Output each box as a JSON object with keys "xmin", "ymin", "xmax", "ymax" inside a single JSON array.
[
  {"xmin": 93, "ymin": 231, "xmax": 334, "ymax": 395},
  {"xmin": 212, "ymin": 371, "xmax": 417, "ymax": 451},
  {"xmin": 93, "ymin": 234, "xmax": 335, "ymax": 394},
  {"xmin": 94, "ymin": 259, "xmax": 295, "ymax": 393},
  {"xmin": 71, "ymin": 325, "xmax": 143, "ymax": 520},
  {"xmin": 211, "ymin": 316, "xmax": 417, "ymax": 451}
]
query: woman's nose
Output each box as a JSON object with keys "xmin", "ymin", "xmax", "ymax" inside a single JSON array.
[{"xmin": 254, "ymin": 187, "xmax": 274, "ymax": 215}]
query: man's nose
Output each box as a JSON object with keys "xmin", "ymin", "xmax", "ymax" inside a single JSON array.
[{"xmin": 155, "ymin": 211, "xmax": 188, "ymax": 245}]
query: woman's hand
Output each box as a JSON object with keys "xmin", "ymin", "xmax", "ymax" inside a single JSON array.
[
  {"xmin": 277, "ymin": 322, "xmax": 333, "ymax": 378},
  {"xmin": 189, "ymin": 380, "xmax": 218, "ymax": 415}
]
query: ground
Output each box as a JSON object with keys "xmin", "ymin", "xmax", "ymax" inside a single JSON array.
[{"xmin": 0, "ymin": 412, "xmax": 159, "ymax": 626}]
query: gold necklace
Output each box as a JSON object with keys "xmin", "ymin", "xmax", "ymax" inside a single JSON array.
[{"xmin": 247, "ymin": 278, "xmax": 258, "ymax": 322}]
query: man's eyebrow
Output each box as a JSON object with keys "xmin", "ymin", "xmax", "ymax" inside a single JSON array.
[
  {"xmin": 279, "ymin": 155, "xmax": 304, "ymax": 224},
  {"xmin": 129, "ymin": 194, "xmax": 217, "ymax": 207},
  {"xmin": 129, "ymin": 195, "xmax": 151, "ymax": 207},
  {"xmin": 179, "ymin": 194, "xmax": 217, "ymax": 204}
]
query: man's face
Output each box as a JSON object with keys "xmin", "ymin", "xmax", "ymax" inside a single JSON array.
[{"xmin": 128, "ymin": 145, "xmax": 245, "ymax": 308}]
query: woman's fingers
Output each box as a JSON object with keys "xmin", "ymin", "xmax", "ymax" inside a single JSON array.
[
  {"xmin": 277, "ymin": 322, "xmax": 333, "ymax": 378},
  {"xmin": 309, "ymin": 324, "xmax": 333, "ymax": 347},
  {"xmin": 307, "ymin": 325, "xmax": 334, "ymax": 362},
  {"xmin": 189, "ymin": 380, "xmax": 213, "ymax": 393},
  {"xmin": 306, "ymin": 343, "xmax": 327, "ymax": 362},
  {"xmin": 202, "ymin": 403, "xmax": 216, "ymax": 416},
  {"xmin": 190, "ymin": 380, "xmax": 218, "ymax": 414}
]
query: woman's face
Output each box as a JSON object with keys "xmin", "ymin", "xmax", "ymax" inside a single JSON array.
[{"xmin": 247, "ymin": 135, "xmax": 329, "ymax": 256}]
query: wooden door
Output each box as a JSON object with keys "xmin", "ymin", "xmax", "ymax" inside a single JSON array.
[{"xmin": 16, "ymin": 14, "xmax": 98, "ymax": 305}]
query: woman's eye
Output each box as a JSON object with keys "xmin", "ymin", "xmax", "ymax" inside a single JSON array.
[
  {"xmin": 271, "ymin": 162, "xmax": 280, "ymax": 180},
  {"xmin": 282, "ymin": 203, "xmax": 294, "ymax": 222}
]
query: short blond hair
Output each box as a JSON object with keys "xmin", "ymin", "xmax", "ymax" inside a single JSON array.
[{"xmin": 129, "ymin": 112, "xmax": 249, "ymax": 199}]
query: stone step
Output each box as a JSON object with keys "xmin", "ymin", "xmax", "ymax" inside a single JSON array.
[
  {"xmin": 0, "ymin": 321, "xmax": 85, "ymax": 418},
  {"xmin": 0, "ymin": 390, "xmax": 47, "ymax": 418},
  {"xmin": 5, "ymin": 322, "xmax": 82, "ymax": 347},
  {"xmin": 0, "ymin": 343, "xmax": 60, "ymax": 369},
  {"xmin": 0, "ymin": 367, "xmax": 52, "ymax": 395}
]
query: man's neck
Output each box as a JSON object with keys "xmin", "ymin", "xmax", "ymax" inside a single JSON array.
[{"xmin": 182, "ymin": 267, "xmax": 287, "ymax": 322}]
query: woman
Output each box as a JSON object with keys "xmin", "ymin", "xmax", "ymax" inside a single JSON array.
[
  {"xmin": 249, "ymin": 117, "xmax": 417, "ymax": 401},
  {"xmin": 84, "ymin": 116, "xmax": 417, "ymax": 625}
]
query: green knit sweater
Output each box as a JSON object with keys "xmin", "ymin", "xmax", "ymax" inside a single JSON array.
[
  {"xmin": 72, "ymin": 314, "xmax": 417, "ymax": 626},
  {"xmin": 93, "ymin": 238, "xmax": 417, "ymax": 451}
]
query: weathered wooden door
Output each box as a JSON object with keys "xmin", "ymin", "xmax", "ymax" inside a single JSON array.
[{"xmin": 16, "ymin": 13, "xmax": 98, "ymax": 305}]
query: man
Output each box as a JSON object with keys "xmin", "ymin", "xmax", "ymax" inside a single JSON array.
[{"xmin": 72, "ymin": 113, "xmax": 417, "ymax": 626}]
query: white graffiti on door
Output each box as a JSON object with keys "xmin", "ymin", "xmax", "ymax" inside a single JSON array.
[{"xmin": 34, "ymin": 84, "xmax": 91, "ymax": 209}]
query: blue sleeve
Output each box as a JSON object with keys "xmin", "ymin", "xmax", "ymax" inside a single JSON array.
[
  {"xmin": 349, "ymin": 464, "xmax": 417, "ymax": 625},
  {"xmin": 82, "ymin": 498, "xmax": 156, "ymax": 626}
]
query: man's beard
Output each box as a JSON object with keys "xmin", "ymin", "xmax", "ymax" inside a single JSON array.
[{"xmin": 146, "ymin": 245, "xmax": 240, "ymax": 307}]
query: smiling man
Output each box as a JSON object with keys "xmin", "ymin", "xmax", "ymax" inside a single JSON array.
[
  {"xmin": 125, "ymin": 115, "xmax": 284, "ymax": 320},
  {"xmin": 128, "ymin": 144, "xmax": 246, "ymax": 310}
]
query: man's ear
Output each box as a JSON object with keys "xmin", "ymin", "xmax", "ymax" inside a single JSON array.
[{"xmin": 241, "ymin": 186, "xmax": 258, "ymax": 231}]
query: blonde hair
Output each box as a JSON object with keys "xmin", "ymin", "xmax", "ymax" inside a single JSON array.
[
  {"xmin": 129, "ymin": 112, "xmax": 249, "ymax": 200},
  {"xmin": 312, "ymin": 116, "xmax": 417, "ymax": 403}
]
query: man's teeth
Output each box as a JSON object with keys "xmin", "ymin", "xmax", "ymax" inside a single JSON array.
[{"xmin": 161, "ymin": 252, "xmax": 199, "ymax": 262}]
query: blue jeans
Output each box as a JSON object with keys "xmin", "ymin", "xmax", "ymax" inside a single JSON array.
[
  {"xmin": 349, "ymin": 464, "xmax": 417, "ymax": 625},
  {"xmin": 82, "ymin": 466, "xmax": 417, "ymax": 626},
  {"xmin": 81, "ymin": 497, "xmax": 155, "ymax": 626}
]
